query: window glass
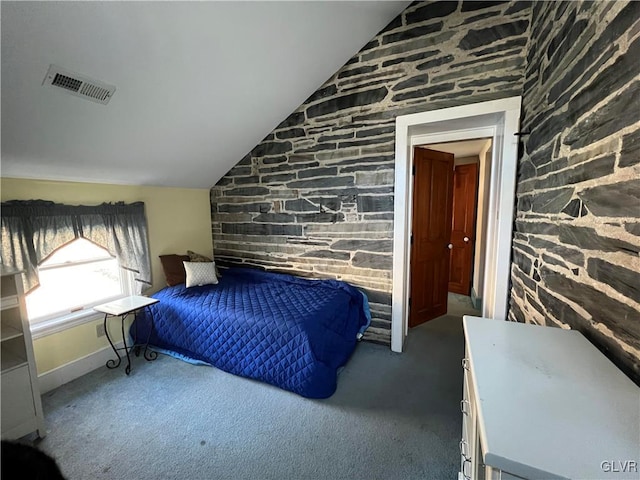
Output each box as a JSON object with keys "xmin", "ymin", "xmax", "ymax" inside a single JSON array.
[{"xmin": 26, "ymin": 238, "xmax": 128, "ymax": 321}]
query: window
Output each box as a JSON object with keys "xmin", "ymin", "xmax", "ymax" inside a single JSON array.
[
  {"xmin": 26, "ymin": 238, "xmax": 133, "ymax": 323},
  {"xmin": 1, "ymin": 200, "xmax": 151, "ymax": 299}
]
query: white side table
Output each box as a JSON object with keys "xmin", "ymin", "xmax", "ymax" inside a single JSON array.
[{"xmin": 94, "ymin": 296, "xmax": 159, "ymax": 375}]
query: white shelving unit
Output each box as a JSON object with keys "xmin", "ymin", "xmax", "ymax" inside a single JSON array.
[
  {"xmin": 1, "ymin": 270, "xmax": 45, "ymax": 439},
  {"xmin": 460, "ymin": 316, "xmax": 640, "ymax": 480}
]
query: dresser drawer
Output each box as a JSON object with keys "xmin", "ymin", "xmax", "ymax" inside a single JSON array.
[{"xmin": 461, "ymin": 354, "xmax": 479, "ymax": 480}]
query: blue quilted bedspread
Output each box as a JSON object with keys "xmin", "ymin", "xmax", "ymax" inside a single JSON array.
[{"xmin": 130, "ymin": 268, "xmax": 370, "ymax": 398}]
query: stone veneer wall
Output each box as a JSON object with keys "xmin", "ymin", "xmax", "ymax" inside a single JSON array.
[
  {"xmin": 510, "ymin": 1, "xmax": 640, "ymax": 383},
  {"xmin": 210, "ymin": 1, "xmax": 532, "ymax": 345}
]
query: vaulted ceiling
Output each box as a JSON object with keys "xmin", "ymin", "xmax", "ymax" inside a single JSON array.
[{"xmin": 1, "ymin": 1, "xmax": 408, "ymax": 188}]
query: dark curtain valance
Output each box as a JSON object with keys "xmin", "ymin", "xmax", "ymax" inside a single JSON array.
[{"xmin": 1, "ymin": 200, "xmax": 152, "ymax": 293}]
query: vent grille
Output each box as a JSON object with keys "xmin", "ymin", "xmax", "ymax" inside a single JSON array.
[
  {"xmin": 79, "ymin": 83, "xmax": 111, "ymax": 102},
  {"xmin": 52, "ymin": 73, "xmax": 82, "ymax": 92},
  {"xmin": 43, "ymin": 65, "xmax": 116, "ymax": 105}
]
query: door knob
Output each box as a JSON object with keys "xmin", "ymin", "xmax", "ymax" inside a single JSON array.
[
  {"xmin": 448, "ymin": 244, "xmax": 453, "ymax": 250},
  {"xmin": 463, "ymin": 236, "xmax": 470, "ymax": 243}
]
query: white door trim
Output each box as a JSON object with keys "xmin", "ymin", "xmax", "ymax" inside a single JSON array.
[{"xmin": 392, "ymin": 97, "xmax": 522, "ymax": 352}]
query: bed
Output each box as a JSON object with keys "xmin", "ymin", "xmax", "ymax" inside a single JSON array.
[{"xmin": 130, "ymin": 267, "xmax": 370, "ymax": 398}]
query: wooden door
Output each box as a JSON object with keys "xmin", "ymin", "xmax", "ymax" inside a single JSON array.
[
  {"xmin": 449, "ymin": 163, "xmax": 479, "ymax": 295},
  {"xmin": 409, "ymin": 148, "xmax": 454, "ymax": 328}
]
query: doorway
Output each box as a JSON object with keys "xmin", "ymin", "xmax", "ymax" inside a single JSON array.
[
  {"xmin": 409, "ymin": 139, "xmax": 491, "ymax": 328},
  {"xmin": 391, "ymin": 97, "xmax": 522, "ymax": 352},
  {"xmin": 427, "ymin": 138, "xmax": 492, "ymax": 304}
]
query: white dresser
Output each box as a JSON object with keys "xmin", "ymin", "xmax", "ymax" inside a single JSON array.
[
  {"xmin": 1, "ymin": 270, "xmax": 45, "ymax": 439},
  {"xmin": 461, "ymin": 316, "xmax": 640, "ymax": 480}
]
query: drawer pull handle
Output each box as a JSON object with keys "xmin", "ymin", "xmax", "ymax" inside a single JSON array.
[
  {"xmin": 459, "ymin": 439, "xmax": 469, "ymax": 459},
  {"xmin": 462, "ymin": 358, "xmax": 470, "ymax": 370},
  {"xmin": 462, "ymin": 458, "xmax": 472, "ymax": 479},
  {"xmin": 460, "ymin": 399, "xmax": 470, "ymax": 416}
]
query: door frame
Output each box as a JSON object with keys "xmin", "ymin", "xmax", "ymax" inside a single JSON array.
[{"xmin": 391, "ymin": 97, "xmax": 522, "ymax": 352}]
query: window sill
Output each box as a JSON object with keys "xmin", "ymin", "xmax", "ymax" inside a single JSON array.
[{"xmin": 30, "ymin": 309, "xmax": 104, "ymax": 340}]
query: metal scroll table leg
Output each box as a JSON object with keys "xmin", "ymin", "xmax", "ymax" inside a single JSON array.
[
  {"xmin": 104, "ymin": 314, "xmax": 122, "ymax": 369},
  {"xmin": 142, "ymin": 305, "xmax": 158, "ymax": 362},
  {"xmin": 121, "ymin": 313, "xmax": 132, "ymax": 375},
  {"xmin": 133, "ymin": 310, "xmax": 141, "ymax": 357}
]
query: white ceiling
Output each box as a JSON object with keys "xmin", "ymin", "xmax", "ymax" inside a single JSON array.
[
  {"xmin": 1, "ymin": 1, "xmax": 408, "ymax": 189},
  {"xmin": 426, "ymin": 139, "xmax": 492, "ymax": 158}
]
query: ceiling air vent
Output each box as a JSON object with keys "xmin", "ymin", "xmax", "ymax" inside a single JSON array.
[{"xmin": 43, "ymin": 65, "xmax": 116, "ymax": 105}]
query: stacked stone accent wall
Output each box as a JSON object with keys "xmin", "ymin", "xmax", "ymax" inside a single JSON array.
[
  {"xmin": 511, "ymin": 1, "xmax": 640, "ymax": 383},
  {"xmin": 210, "ymin": 1, "xmax": 532, "ymax": 345}
]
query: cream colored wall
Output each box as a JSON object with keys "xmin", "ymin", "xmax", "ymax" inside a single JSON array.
[
  {"xmin": 473, "ymin": 142, "xmax": 493, "ymax": 304},
  {"xmin": 1, "ymin": 177, "xmax": 213, "ymax": 375}
]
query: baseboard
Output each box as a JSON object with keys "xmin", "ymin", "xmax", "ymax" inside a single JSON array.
[
  {"xmin": 470, "ymin": 288, "xmax": 482, "ymax": 311},
  {"xmin": 38, "ymin": 342, "xmax": 124, "ymax": 394}
]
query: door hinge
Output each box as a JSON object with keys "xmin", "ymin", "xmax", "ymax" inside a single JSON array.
[
  {"xmin": 412, "ymin": 164, "xmax": 416, "ymax": 175},
  {"xmin": 408, "ymin": 298, "xmax": 412, "ymax": 309},
  {"xmin": 410, "ymin": 233, "xmax": 414, "ymax": 245}
]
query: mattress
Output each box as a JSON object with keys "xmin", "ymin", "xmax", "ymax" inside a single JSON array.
[{"xmin": 130, "ymin": 267, "xmax": 370, "ymax": 398}]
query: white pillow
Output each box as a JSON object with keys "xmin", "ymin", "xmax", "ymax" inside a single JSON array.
[{"xmin": 183, "ymin": 261, "xmax": 218, "ymax": 288}]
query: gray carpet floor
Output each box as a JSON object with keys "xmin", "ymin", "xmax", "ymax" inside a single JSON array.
[{"xmin": 31, "ymin": 296, "xmax": 479, "ymax": 480}]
